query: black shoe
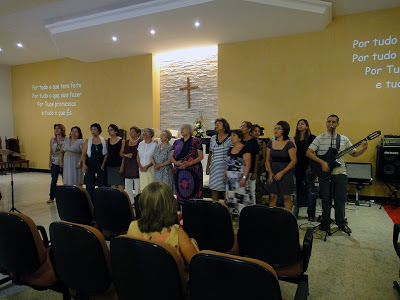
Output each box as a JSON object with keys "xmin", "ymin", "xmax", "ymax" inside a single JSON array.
[{"xmin": 339, "ymin": 225, "xmax": 352, "ymax": 234}]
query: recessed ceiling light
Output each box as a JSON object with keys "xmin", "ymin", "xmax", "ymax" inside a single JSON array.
[
  {"xmin": 194, "ymin": 21, "xmax": 200, "ymax": 27},
  {"xmin": 112, "ymin": 36, "xmax": 117, "ymax": 41},
  {"xmin": 150, "ymin": 29, "xmax": 156, "ymax": 35},
  {"xmin": 0, "ymin": 48, "xmax": 2, "ymax": 52},
  {"xmin": 17, "ymin": 43, "xmax": 23, "ymax": 48}
]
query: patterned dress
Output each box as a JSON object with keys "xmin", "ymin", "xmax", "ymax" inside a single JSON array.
[
  {"xmin": 153, "ymin": 143, "xmax": 174, "ymax": 192},
  {"xmin": 256, "ymin": 139, "xmax": 269, "ymax": 204},
  {"xmin": 62, "ymin": 138, "xmax": 84, "ymax": 185},
  {"xmin": 172, "ymin": 137, "xmax": 203, "ymax": 205},
  {"xmin": 208, "ymin": 134, "xmax": 232, "ymax": 192},
  {"xmin": 226, "ymin": 147, "xmax": 251, "ymax": 217}
]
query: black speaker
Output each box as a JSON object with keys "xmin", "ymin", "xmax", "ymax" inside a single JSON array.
[{"xmin": 376, "ymin": 146, "xmax": 400, "ymax": 182}]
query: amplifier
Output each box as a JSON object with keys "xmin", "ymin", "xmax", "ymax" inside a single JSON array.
[{"xmin": 382, "ymin": 135, "xmax": 400, "ymax": 146}]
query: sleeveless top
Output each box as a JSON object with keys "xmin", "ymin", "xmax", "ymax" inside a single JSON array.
[
  {"xmin": 127, "ymin": 221, "xmax": 180, "ymax": 251},
  {"xmin": 107, "ymin": 138, "xmax": 122, "ymax": 167},
  {"xmin": 87, "ymin": 143, "xmax": 104, "ymax": 168},
  {"xmin": 123, "ymin": 139, "xmax": 141, "ymax": 179},
  {"xmin": 51, "ymin": 137, "xmax": 65, "ymax": 165}
]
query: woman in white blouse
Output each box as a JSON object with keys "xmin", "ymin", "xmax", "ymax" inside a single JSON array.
[{"xmin": 137, "ymin": 127, "xmax": 157, "ymax": 191}]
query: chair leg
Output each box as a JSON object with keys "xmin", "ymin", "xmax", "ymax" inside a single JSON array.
[{"xmin": 394, "ymin": 281, "xmax": 400, "ymax": 296}]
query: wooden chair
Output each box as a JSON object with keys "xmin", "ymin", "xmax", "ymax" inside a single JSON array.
[
  {"xmin": 93, "ymin": 187, "xmax": 135, "ymax": 240},
  {"xmin": 238, "ymin": 206, "xmax": 313, "ymax": 292},
  {"xmin": 183, "ymin": 199, "xmax": 236, "ymax": 253},
  {"xmin": 189, "ymin": 250, "xmax": 308, "ymax": 300},
  {"xmin": 49, "ymin": 221, "xmax": 118, "ymax": 300},
  {"xmin": 393, "ymin": 224, "xmax": 400, "ymax": 295},
  {"xmin": 110, "ymin": 235, "xmax": 187, "ymax": 300},
  {"xmin": 0, "ymin": 137, "xmax": 7, "ymax": 175},
  {"xmin": 0, "ymin": 211, "xmax": 70, "ymax": 299},
  {"xmin": 5, "ymin": 136, "xmax": 29, "ymax": 172},
  {"xmin": 55, "ymin": 185, "xmax": 98, "ymax": 228}
]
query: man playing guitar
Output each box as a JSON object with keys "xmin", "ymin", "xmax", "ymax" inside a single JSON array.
[{"xmin": 306, "ymin": 115, "xmax": 368, "ymax": 234}]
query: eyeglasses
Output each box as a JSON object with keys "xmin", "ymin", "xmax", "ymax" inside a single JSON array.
[{"xmin": 240, "ymin": 125, "xmax": 247, "ymax": 128}]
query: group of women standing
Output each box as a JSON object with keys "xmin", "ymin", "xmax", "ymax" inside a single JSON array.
[
  {"xmin": 48, "ymin": 122, "xmax": 203, "ymax": 207},
  {"xmin": 48, "ymin": 118, "xmax": 317, "ymax": 221},
  {"xmin": 206, "ymin": 118, "xmax": 317, "ymax": 220}
]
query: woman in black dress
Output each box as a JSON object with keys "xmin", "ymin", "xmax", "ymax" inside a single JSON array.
[
  {"xmin": 266, "ymin": 121, "xmax": 297, "ymax": 210},
  {"xmin": 294, "ymin": 119, "xmax": 317, "ymax": 221},
  {"xmin": 104, "ymin": 124, "xmax": 124, "ymax": 191}
]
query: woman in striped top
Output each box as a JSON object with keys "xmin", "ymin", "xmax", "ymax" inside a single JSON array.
[{"xmin": 206, "ymin": 118, "xmax": 232, "ymax": 201}]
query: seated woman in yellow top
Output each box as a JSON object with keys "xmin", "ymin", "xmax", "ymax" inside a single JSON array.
[{"xmin": 127, "ymin": 181, "xmax": 199, "ymax": 274}]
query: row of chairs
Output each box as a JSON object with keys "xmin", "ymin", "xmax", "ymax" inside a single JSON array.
[
  {"xmin": 0, "ymin": 212, "xmax": 307, "ymax": 299},
  {"xmin": 53, "ymin": 185, "xmax": 313, "ymax": 297},
  {"xmin": 183, "ymin": 200, "xmax": 313, "ymax": 290},
  {"xmin": 54, "ymin": 185, "xmax": 135, "ymax": 239}
]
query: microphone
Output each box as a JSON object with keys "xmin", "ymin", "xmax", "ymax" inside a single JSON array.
[{"xmin": 329, "ymin": 125, "xmax": 335, "ymax": 132}]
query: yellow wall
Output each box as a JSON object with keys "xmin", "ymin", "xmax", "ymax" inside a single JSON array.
[
  {"xmin": 12, "ymin": 55, "xmax": 155, "ymax": 169},
  {"xmin": 218, "ymin": 7, "xmax": 400, "ymax": 197},
  {"xmin": 11, "ymin": 7, "xmax": 400, "ymax": 197}
]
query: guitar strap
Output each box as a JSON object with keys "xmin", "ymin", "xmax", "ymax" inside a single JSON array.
[{"xmin": 335, "ymin": 134, "xmax": 341, "ymax": 151}]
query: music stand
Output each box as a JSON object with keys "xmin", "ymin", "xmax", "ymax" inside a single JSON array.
[
  {"xmin": 346, "ymin": 162, "xmax": 373, "ymax": 207},
  {"xmin": 0, "ymin": 149, "xmax": 23, "ymax": 213}
]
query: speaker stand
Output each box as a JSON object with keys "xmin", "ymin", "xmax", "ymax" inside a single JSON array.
[{"xmin": 379, "ymin": 182, "xmax": 400, "ymax": 208}]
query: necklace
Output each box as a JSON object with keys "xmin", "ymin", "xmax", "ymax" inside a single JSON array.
[{"xmin": 130, "ymin": 137, "xmax": 139, "ymax": 143}]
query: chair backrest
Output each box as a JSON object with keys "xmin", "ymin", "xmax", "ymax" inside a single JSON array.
[
  {"xmin": 93, "ymin": 187, "xmax": 135, "ymax": 236},
  {"xmin": 134, "ymin": 193, "xmax": 141, "ymax": 219},
  {"xmin": 183, "ymin": 199, "xmax": 234, "ymax": 252},
  {"xmin": 394, "ymin": 224, "xmax": 400, "ymax": 259},
  {"xmin": 238, "ymin": 205, "xmax": 301, "ymax": 266},
  {"xmin": 0, "ymin": 211, "xmax": 46, "ymax": 274},
  {"xmin": 110, "ymin": 235, "xmax": 186, "ymax": 300},
  {"xmin": 5, "ymin": 137, "xmax": 20, "ymax": 153},
  {"xmin": 189, "ymin": 250, "xmax": 282, "ymax": 300},
  {"xmin": 49, "ymin": 221, "xmax": 114, "ymax": 296},
  {"xmin": 55, "ymin": 185, "xmax": 96, "ymax": 226}
]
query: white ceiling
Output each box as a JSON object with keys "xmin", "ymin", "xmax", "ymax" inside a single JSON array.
[{"xmin": 0, "ymin": 0, "xmax": 399, "ymax": 66}]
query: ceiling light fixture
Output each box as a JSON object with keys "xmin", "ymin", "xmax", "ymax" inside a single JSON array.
[
  {"xmin": 0, "ymin": 48, "xmax": 2, "ymax": 52},
  {"xmin": 194, "ymin": 21, "xmax": 200, "ymax": 27},
  {"xmin": 17, "ymin": 43, "xmax": 23, "ymax": 48},
  {"xmin": 150, "ymin": 29, "xmax": 156, "ymax": 35},
  {"xmin": 112, "ymin": 36, "xmax": 118, "ymax": 41}
]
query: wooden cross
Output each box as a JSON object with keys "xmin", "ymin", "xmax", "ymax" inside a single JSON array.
[{"xmin": 180, "ymin": 77, "xmax": 198, "ymax": 109}]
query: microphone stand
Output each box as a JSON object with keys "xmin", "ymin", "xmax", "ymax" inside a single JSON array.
[
  {"xmin": 322, "ymin": 126, "xmax": 340, "ymax": 241},
  {"xmin": 8, "ymin": 153, "xmax": 21, "ymax": 213}
]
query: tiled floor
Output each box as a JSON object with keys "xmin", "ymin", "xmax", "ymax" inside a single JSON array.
[{"xmin": 0, "ymin": 172, "xmax": 399, "ymax": 299}]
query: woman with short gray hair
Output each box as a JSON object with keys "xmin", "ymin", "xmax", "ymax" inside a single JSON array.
[
  {"xmin": 152, "ymin": 130, "xmax": 174, "ymax": 192},
  {"xmin": 170, "ymin": 124, "xmax": 204, "ymax": 206},
  {"xmin": 180, "ymin": 124, "xmax": 193, "ymax": 136}
]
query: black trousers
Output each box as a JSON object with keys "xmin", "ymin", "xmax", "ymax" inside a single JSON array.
[{"xmin": 319, "ymin": 174, "xmax": 348, "ymax": 227}]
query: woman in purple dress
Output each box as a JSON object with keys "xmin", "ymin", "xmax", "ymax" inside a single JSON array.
[{"xmin": 170, "ymin": 124, "xmax": 204, "ymax": 206}]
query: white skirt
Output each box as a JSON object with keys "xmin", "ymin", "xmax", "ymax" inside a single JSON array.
[{"xmin": 139, "ymin": 166, "xmax": 154, "ymax": 191}]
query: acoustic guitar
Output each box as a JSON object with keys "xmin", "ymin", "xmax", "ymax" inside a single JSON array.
[{"xmin": 309, "ymin": 131, "xmax": 381, "ymax": 180}]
